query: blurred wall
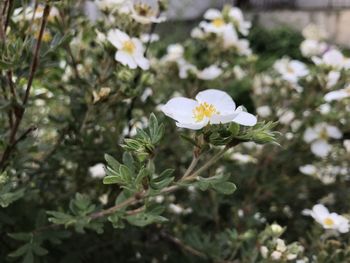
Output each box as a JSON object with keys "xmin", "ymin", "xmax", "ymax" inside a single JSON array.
[{"xmin": 252, "ymin": 10, "xmax": 350, "ymax": 47}]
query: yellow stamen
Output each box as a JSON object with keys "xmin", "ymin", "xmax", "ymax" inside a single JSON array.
[
  {"xmin": 212, "ymin": 18, "xmax": 225, "ymax": 28},
  {"xmin": 193, "ymin": 102, "xmax": 219, "ymax": 122},
  {"xmin": 319, "ymin": 128, "xmax": 329, "ymax": 140},
  {"xmin": 324, "ymin": 217, "xmax": 334, "ymax": 226},
  {"xmin": 134, "ymin": 3, "xmax": 154, "ymax": 17},
  {"xmin": 122, "ymin": 40, "xmax": 136, "ymax": 54},
  {"xmin": 287, "ymin": 66, "xmax": 295, "ymax": 74}
]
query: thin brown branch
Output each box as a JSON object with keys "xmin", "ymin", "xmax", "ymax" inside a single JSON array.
[
  {"xmin": 4, "ymin": 0, "xmax": 13, "ymax": 32},
  {"xmin": 0, "ymin": 3, "xmax": 51, "ymax": 171},
  {"xmin": 161, "ymin": 231, "xmax": 207, "ymax": 259}
]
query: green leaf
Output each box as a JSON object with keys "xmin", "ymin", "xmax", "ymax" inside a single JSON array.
[
  {"xmin": 126, "ymin": 212, "xmax": 168, "ymax": 227},
  {"xmin": 212, "ymin": 182, "xmax": 237, "ymax": 195},
  {"xmin": 104, "ymin": 154, "xmax": 120, "ymax": 171},
  {"xmin": 8, "ymin": 233, "xmax": 32, "ymax": 241},
  {"xmin": 8, "ymin": 244, "xmax": 30, "ymax": 258},
  {"xmin": 23, "ymin": 250, "xmax": 34, "ymax": 263},
  {"xmin": 103, "ymin": 176, "xmax": 122, "ymax": 185}
]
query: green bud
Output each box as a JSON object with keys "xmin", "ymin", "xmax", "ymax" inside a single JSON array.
[
  {"xmin": 117, "ymin": 68, "xmax": 135, "ymax": 82},
  {"xmin": 228, "ymin": 123, "xmax": 240, "ymax": 136}
]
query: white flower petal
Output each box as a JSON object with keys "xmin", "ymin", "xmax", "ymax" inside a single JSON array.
[
  {"xmin": 326, "ymin": 126, "xmax": 342, "ymax": 139},
  {"xmin": 303, "ymin": 128, "xmax": 318, "ymax": 143},
  {"xmin": 134, "ymin": 55, "xmax": 150, "ymax": 70},
  {"xmin": 115, "ymin": 51, "xmax": 137, "ymax": 69},
  {"xmin": 176, "ymin": 121, "xmax": 206, "ymax": 130},
  {"xmin": 107, "ymin": 29, "xmax": 129, "ymax": 49},
  {"xmin": 203, "ymin": 8, "xmax": 222, "ymax": 20},
  {"xmin": 232, "ymin": 106, "xmax": 257, "ymax": 126},
  {"xmin": 311, "ymin": 140, "xmax": 331, "ymax": 157},
  {"xmin": 195, "ymin": 89, "xmax": 236, "ymax": 113},
  {"xmin": 161, "ymin": 97, "xmax": 198, "ymax": 124},
  {"xmin": 324, "ymin": 90, "xmax": 349, "ymax": 102}
]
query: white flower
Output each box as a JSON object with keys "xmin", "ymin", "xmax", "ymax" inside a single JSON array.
[
  {"xmin": 276, "ymin": 239, "xmax": 287, "ymax": 252},
  {"xmin": 230, "ymin": 152, "xmax": 257, "ymax": 164},
  {"xmin": 140, "ymin": 33, "xmax": 159, "ymax": 43},
  {"xmin": 303, "ymin": 123, "xmax": 342, "ymax": 157},
  {"xmin": 168, "ymin": 204, "xmax": 183, "ymax": 214},
  {"xmin": 344, "ymin": 140, "xmax": 350, "ymax": 153},
  {"xmin": 228, "ymin": 7, "xmax": 251, "ymax": 36},
  {"xmin": 196, "ymin": 65, "xmax": 222, "ymax": 80},
  {"xmin": 271, "ymin": 250, "xmax": 282, "ymax": 261},
  {"xmin": 107, "ymin": 29, "xmax": 149, "ymax": 70},
  {"xmin": 95, "ymin": 0, "xmax": 129, "ymax": 12},
  {"xmin": 191, "ymin": 27, "xmax": 205, "ymax": 39},
  {"xmin": 200, "ymin": 8, "xmax": 231, "ymax": 34},
  {"xmin": 256, "ymin": 106, "xmax": 272, "ymax": 118},
  {"xmin": 287, "ymin": 254, "xmax": 298, "ymax": 260},
  {"xmin": 89, "ymin": 163, "xmax": 106, "ymax": 178},
  {"xmin": 312, "ymin": 49, "xmax": 350, "ymax": 70},
  {"xmin": 162, "ymin": 44, "xmax": 184, "ymax": 62},
  {"xmin": 274, "ymin": 58, "xmax": 309, "ymax": 84},
  {"xmin": 299, "ymin": 164, "xmax": 317, "ymax": 175},
  {"xmin": 233, "ymin": 65, "xmax": 246, "ymax": 80},
  {"xmin": 140, "ymin": 87, "xmax": 153, "ymax": 102},
  {"xmin": 326, "ymin": 71, "xmax": 341, "ymax": 89},
  {"xmin": 271, "ymin": 224, "xmax": 283, "ymax": 235},
  {"xmin": 302, "ymin": 204, "xmax": 349, "ymax": 233},
  {"xmin": 319, "ymin": 103, "xmax": 331, "ymax": 115},
  {"xmin": 300, "ymin": 39, "xmax": 327, "ymax": 58},
  {"xmin": 129, "ymin": 0, "xmax": 166, "ymax": 24},
  {"xmin": 177, "ymin": 60, "xmax": 197, "ymax": 79},
  {"xmin": 278, "ymin": 110, "xmax": 295, "ymax": 125},
  {"xmin": 161, "ymin": 89, "xmax": 257, "ymax": 130},
  {"xmin": 260, "ymin": 246, "xmax": 269, "ymax": 258},
  {"xmin": 324, "ymin": 85, "xmax": 350, "ymax": 102}
]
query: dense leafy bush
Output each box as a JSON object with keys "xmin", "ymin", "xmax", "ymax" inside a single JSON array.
[{"xmin": 0, "ymin": 1, "xmax": 350, "ymax": 263}]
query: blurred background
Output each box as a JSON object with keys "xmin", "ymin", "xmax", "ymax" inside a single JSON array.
[{"xmin": 167, "ymin": 0, "xmax": 350, "ymax": 47}]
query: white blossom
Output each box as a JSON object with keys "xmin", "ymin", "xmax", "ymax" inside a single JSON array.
[
  {"xmin": 89, "ymin": 163, "xmax": 106, "ymax": 178},
  {"xmin": 324, "ymin": 85, "xmax": 350, "ymax": 102},
  {"xmin": 107, "ymin": 29, "xmax": 149, "ymax": 70},
  {"xmin": 303, "ymin": 204, "xmax": 349, "ymax": 233},
  {"xmin": 274, "ymin": 58, "xmax": 309, "ymax": 84},
  {"xmin": 196, "ymin": 65, "xmax": 222, "ymax": 80},
  {"xmin": 161, "ymin": 89, "xmax": 257, "ymax": 130}
]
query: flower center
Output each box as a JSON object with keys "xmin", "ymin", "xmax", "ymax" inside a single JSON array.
[
  {"xmin": 323, "ymin": 217, "xmax": 334, "ymax": 226},
  {"xmin": 134, "ymin": 3, "xmax": 154, "ymax": 17},
  {"xmin": 319, "ymin": 128, "xmax": 329, "ymax": 140},
  {"xmin": 212, "ymin": 18, "xmax": 225, "ymax": 28},
  {"xmin": 287, "ymin": 65, "xmax": 295, "ymax": 74},
  {"xmin": 193, "ymin": 102, "xmax": 219, "ymax": 122},
  {"xmin": 122, "ymin": 40, "xmax": 136, "ymax": 54}
]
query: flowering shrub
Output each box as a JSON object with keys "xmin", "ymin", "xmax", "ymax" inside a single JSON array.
[{"xmin": 0, "ymin": 1, "xmax": 349, "ymax": 262}]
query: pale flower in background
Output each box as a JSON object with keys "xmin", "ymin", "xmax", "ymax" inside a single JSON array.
[
  {"xmin": 191, "ymin": 27, "xmax": 205, "ymax": 39},
  {"xmin": 162, "ymin": 44, "xmax": 184, "ymax": 62},
  {"xmin": 13, "ymin": 5, "xmax": 59, "ymax": 21},
  {"xmin": 303, "ymin": 204, "xmax": 349, "ymax": 233},
  {"xmin": 177, "ymin": 60, "xmax": 197, "ymax": 79},
  {"xmin": 256, "ymin": 105, "xmax": 272, "ymax": 118},
  {"xmin": 303, "ymin": 123, "xmax": 342, "ymax": 157},
  {"xmin": 300, "ymin": 39, "xmax": 327, "ymax": 58},
  {"xmin": 89, "ymin": 163, "xmax": 106, "ymax": 179},
  {"xmin": 326, "ymin": 71, "xmax": 340, "ymax": 89},
  {"xmin": 229, "ymin": 152, "xmax": 257, "ymax": 164},
  {"xmin": 312, "ymin": 49, "xmax": 350, "ymax": 70},
  {"xmin": 274, "ymin": 58, "xmax": 309, "ymax": 84},
  {"xmin": 324, "ymin": 85, "xmax": 350, "ymax": 102},
  {"xmin": 95, "ymin": 0, "xmax": 129, "ymax": 12},
  {"xmin": 344, "ymin": 140, "xmax": 350, "ymax": 153},
  {"xmin": 129, "ymin": 0, "xmax": 166, "ymax": 24},
  {"xmin": 107, "ymin": 29, "xmax": 149, "ymax": 70},
  {"xmin": 196, "ymin": 65, "xmax": 222, "ymax": 80},
  {"xmin": 228, "ymin": 7, "xmax": 251, "ymax": 36},
  {"xmin": 200, "ymin": 8, "xmax": 232, "ymax": 34},
  {"xmin": 299, "ymin": 164, "xmax": 317, "ymax": 175},
  {"xmin": 140, "ymin": 33, "xmax": 159, "ymax": 43},
  {"xmin": 161, "ymin": 89, "xmax": 257, "ymax": 130}
]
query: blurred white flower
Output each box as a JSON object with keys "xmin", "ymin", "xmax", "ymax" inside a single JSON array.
[
  {"xmin": 107, "ymin": 29, "xmax": 149, "ymax": 70},
  {"xmin": 161, "ymin": 89, "xmax": 257, "ymax": 130},
  {"xmin": 129, "ymin": 0, "xmax": 166, "ymax": 24},
  {"xmin": 271, "ymin": 224, "xmax": 283, "ymax": 235},
  {"xmin": 228, "ymin": 7, "xmax": 251, "ymax": 36},
  {"xmin": 303, "ymin": 123, "xmax": 342, "ymax": 157},
  {"xmin": 95, "ymin": 0, "xmax": 129, "ymax": 12},
  {"xmin": 140, "ymin": 87, "xmax": 153, "ymax": 102},
  {"xmin": 260, "ymin": 246, "xmax": 269, "ymax": 258},
  {"xmin": 257, "ymin": 106, "xmax": 271, "ymax": 118},
  {"xmin": 271, "ymin": 250, "xmax": 282, "ymax": 261},
  {"xmin": 177, "ymin": 60, "xmax": 197, "ymax": 79},
  {"xmin": 162, "ymin": 44, "xmax": 184, "ymax": 62},
  {"xmin": 300, "ymin": 39, "xmax": 327, "ymax": 58},
  {"xmin": 140, "ymin": 33, "xmax": 159, "ymax": 43},
  {"xmin": 278, "ymin": 110, "xmax": 295, "ymax": 125},
  {"xmin": 233, "ymin": 65, "xmax": 246, "ymax": 80},
  {"xmin": 168, "ymin": 204, "xmax": 183, "ymax": 214},
  {"xmin": 318, "ymin": 103, "xmax": 331, "ymax": 115},
  {"xmin": 13, "ymin": 5, "xmax": 59, "ymax": 21},
  {"xmin": 200, "ymin": 8, "xmax": 232, "ymax": 34},
  {"xmin": 230, "ymin": 152, "xmax": 257, "ymax": 164},
  {"xmin": 196, "ymin": 65, "xmax": 222, "ymax": 80},
  {"xmin": 302, "ymin": 204, "xmax": 349, "ymax": 233},
  {"xmin": 89, "ymin": 163, "xmax": 106, "ymax": 178},
  {"xmin": 274, "ymin": 58, "xmax": 309, "ymax": 84},
  {"xmin": 324, "ymin": 85, "xmax": 350, "ymax": 102},
  {"xmin": 191, "ymin": 27, "xmax": 205, "ymax": 39},
  {"xmin": 344, "ymin": 140, "xmax": 350, "ymax": 153},
  {"xmin": 326, "ymin": 71, "xmax": 340, "ymax": 89},
  {"xmin": 312, "ymin": 49, "xmax": 350, "ymax": 70},
  {"xmin": 299, "ymin": 164, "xmax": 317, "ymax": 175}
]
